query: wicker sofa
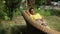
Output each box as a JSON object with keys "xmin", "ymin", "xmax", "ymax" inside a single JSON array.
[{"xmin": 21, "ymin": 10, "xmax": 60, "ymax": 34}]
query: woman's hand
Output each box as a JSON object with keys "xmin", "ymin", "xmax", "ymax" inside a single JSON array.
[{"xmin": 25, "ymin": 10, "xmax": 31, "ymax": 16}]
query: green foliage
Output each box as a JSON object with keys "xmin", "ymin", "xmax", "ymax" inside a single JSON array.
[
  {"xmin": 0, "ymin": 22, "xmax": 5, "ymax": 34},
  {"xmin": 35, "ymin": 8, "xmax": 60, "ymax": 17},
  {"xmin": 35, "ymin": 0, "xmax": 47, "ymax": 5},
  {"xmin": 8, "ymin": 22, "xmax": 15, "ymax": 27},
  {"xmin": 35, "ymin": 9, "xmax": 51, "ymax": 17},
  {"xmin": 35, "ymin": 0, "xmax": 40, "ymax": 5},
  {"xmin": 50, "ymin": 10, "xmax": 60, "ymax": 16},
  {"xmin": 0, "ymin": 0, "xmax": 21, "ymax": 20},
  {"xmin": 5, "ymin": 0, "xmax": 21, "ymax": 20},
  {"xmin": 0, "ymin": 0, "xmax": 5, "ymax": 18},
  {"xmin": 45, "ymin": 9, "xmax": 51, "ymax": 16},
  {"xmin": 13, "ymin": 8, "xmax": 20, "ymax": 17},
  {"xmin": 0, "ymin": 0, "xmax": 10, "ymax": 20},
  {"xmin": 4, "ymin": 16, "xmax": 10, "ymax": 20}
]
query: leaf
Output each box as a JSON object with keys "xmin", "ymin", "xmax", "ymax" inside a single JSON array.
[{"xmin": 4, "ymin": 16, "xmax": 9, "ymax": 20}]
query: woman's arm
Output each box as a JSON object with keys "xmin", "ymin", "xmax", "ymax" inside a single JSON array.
[
  {"xmin": 25, "ymin": 10, "xmax": 31, "ymax": 16},
  {"xmin": 37, "ymin": 13, "xmax": 44, "ymax": 20}
]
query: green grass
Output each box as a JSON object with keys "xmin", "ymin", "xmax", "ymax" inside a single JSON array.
[
  {"xmin": 45, "ymin": 16, "xmax": 60, "ymax": 32},
  {"xmin": 35, "ymin": 9, "xmax": 60, "ymax": 32}
]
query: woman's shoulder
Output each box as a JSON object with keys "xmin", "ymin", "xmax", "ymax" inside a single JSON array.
[
  {"xmin": 36, "ymin": 13, "xmax": 40, "ymax": 15},
  {"xmin": 36, "ymin": 13, "xmax": 42, "ymax": 16}
]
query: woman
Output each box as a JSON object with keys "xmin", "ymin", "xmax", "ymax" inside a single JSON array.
[{"xmin": 26, "ymin": 8, "xmax": 47, "ymax": 26}]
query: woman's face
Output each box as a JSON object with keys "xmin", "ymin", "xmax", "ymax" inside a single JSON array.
[{"xmin": 30, "ymin": 9, "xmax": 35, "ymax": 14}]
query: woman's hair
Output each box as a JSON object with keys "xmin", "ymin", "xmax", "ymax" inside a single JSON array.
[{"xmin": 29, "ymin": 8, "xmax": 34, "ymax": 13}]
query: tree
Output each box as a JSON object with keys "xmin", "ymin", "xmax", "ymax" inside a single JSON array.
[
  {"xmin": 0, "ymin": 0, "xmax": 6, "ymax": 19},
  {"xmin": 5, "ymin": 0, "xmax": 21, "ymax": 20},
  {"xmin": 46, "ymin": 0, "xmax": 51, "ymax": 5},
  {"xmin": 35, "ymin": 0, "xmax": 51, "ymax": 5}
]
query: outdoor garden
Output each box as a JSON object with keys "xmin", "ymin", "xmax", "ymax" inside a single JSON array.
[{"xmin": 0, "ymin": 0, "xmax": 60, "ymax": 34}]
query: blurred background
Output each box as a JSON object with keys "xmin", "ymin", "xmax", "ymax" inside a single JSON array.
[{"xmin": 0, "ymin": 0, "xmax": 60, "ymax": 34}]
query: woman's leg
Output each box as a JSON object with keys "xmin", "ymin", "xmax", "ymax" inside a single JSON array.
[
  {"xmin": 35, "ymin": 20, "xmax": 50, "ymax": 29},
  {"xmin": 35, "ymin": 20, "xmax": 47, "ymax": 26}
]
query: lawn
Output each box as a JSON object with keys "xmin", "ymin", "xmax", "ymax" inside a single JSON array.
[
  {"xmin": 35, "ymin": 9, "xmax": 60, "ymax": 32},
  {"xmin": 45, "ymin": 16, "xmax": 60, "ymax": 32}
]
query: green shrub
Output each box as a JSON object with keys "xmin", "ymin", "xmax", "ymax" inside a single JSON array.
[
  {"xmin": 51, "ymin": 10, "xmax": 60, "ymax": 16},
  {"xmin": 35, "ymin": 9, "xmax": 51, "ymax": 17},
  {"xmin": 13, "ymin": 8, "xmax": 20, "ymax": 17},
  {"xmin": 0, "ymin": 0, "xmax": 10, "ymax": 20},
  {"xmin": 0, "ymin": 22, "xmax": 5, "ymax": 34}
]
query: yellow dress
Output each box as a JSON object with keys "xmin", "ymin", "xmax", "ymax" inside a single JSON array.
[
  {"xmin": 30, "ymin": 13, "xmax": 47, "ymax": 26},
  {"xmin": 30, "ymin": 13, "xmax": 42, "ymax": 21}
]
